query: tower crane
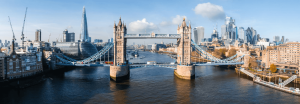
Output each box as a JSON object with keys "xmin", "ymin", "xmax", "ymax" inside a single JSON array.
[
  {"xmin": 48, "ymin": 34, "xmax": 51, "ymax": 42},
  {"xmin": 21, "ymin": 7, "xmax": 27, "ymax": 50},
  {"xmin": 8, "ymin": 16, "xmax": 16, "ymax": 40}
]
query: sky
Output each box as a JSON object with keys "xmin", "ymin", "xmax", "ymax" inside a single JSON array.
[{"xmin": 0, "ymin": 0, "xmax": 300, "ymax": 45}]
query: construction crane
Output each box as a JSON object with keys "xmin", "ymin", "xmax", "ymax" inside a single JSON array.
[
  {"xmin": 21, "ymin": 7, "xmax": 27, "ymax": 50},
  {"xmin": 8, "ymin": 16, "xmax": 16, "ymax": 41},
  {"xmin": 48, "ymin": 34, "xmax": 51, "ymax": 42}
]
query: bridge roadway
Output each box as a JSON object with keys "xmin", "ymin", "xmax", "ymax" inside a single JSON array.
[
  {"xmin": 124, "ymin": 34, "xmax": 181, "ymax": 39},
  {"xmin": 56, "ymin": 62, "xmax": 244, "ymax": 67}
]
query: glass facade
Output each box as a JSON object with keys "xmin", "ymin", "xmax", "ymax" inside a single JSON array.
[
  {"xmin": 80, "ymin": 6, "xmax": 89, "ymax": 42},
  {"xmin": 55, "ymin": 42, "xmax": 97, "ymax": 59}
]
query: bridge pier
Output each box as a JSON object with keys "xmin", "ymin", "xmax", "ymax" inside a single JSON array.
[
  {"xmin": 110, "ymin": 65, "xmax": 130, "ymax": 81},
  {"xmin": 174, "ymin": 65, "xmax": 195, "ymax": 80}
]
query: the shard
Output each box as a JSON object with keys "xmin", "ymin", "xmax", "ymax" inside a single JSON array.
[{"xmin": 80, "ymin": 6, "xmax": 89, "ymax": 42}]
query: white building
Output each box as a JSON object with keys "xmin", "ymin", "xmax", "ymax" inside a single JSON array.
[
  {"xmin": 273, "ymin": 36, "xmax": 280, "ymax": 42},
  {"xmin": 193, "ymin": 26, "xmax": 204, "ymax": 45},
  {"xmin": 256, "ymin": 38, "xmax": 270, "ymax": 49},
  {"xmin": 238, "ymin": 27, "xmax": 245, "ymax": 43}
]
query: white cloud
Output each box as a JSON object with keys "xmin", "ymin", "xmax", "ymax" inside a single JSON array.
[
  {"xmin": 128, "ymin": 18, "xmax": 157, "ymax": 33},
  {"xmin": 194, "ymin": 2, "xmax": 225, "ymax": 21},
  {"xmin": 172, "ymin": 15, "xmax": 187, "ymax": 25},
  {"xmin": 160, "ymin": 21, "xmax": 171, "ymax": 26},
  {"xmin": 159, "ymin": 15, "xmax": 187, "ymax": 27}
]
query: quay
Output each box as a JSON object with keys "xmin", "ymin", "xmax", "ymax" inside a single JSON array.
[{"xmin": 236, "ymin": 68, "xmax": 300, "ymax": 96}]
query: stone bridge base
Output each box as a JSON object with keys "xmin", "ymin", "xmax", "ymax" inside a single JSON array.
[
  {"xmin": 174, "ymin": 65, "xmax": 195, "ymax": 80},
  {"xmin": 110, "ymin": 65, "xmax": 130, "ymax": 82}
]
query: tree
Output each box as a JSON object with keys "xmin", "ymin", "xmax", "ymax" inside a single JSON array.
[
  {"xmin": 212, "ymin": 48, "xmax": 227, "ymax": 59},
  {"xmin": 270, "ymin": 64, "xmax": 277, "ymax": 73},
  {"xmin": 249, "ymin": 57, "xmax": 258, "ymax": 68},
  {"xmin": 228, "ymin": 48, "xmax": 237, "ymax": 57}
]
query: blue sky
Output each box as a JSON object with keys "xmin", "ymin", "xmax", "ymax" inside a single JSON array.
[{"xmin": 0, "ymin": 0, "xmax": 299, "ymax": 45}]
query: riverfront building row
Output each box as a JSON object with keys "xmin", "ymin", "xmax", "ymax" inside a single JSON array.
[
  {"xmin": 262, "ymin": 42, "xmax": 300, "ymax": 75},
  {"xmin": 0, "ymin": 39, "xmax": 43, "ymax": 80}
]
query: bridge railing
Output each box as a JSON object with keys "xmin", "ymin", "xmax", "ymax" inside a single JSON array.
[
  {"xmin": 191, "ymin": 39, "xmax": 243, "ymax": 63},
  {"xmin": 79, "ymin": 42, "xmax": 114, "ymax": 63},
  {"xmin": 62, "ymin": 54, "xmax": 77, "ymax": 62},
  {"xmin": 124, "ymin": 34, "xmax": 181, "ymax": 38},
  {"xmin": 55, "ymin": 42, "xmax": 114, "ymax": 65}
]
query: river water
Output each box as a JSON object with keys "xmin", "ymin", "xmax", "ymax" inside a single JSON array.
[{"xmin": 1, "ymin": 51, "xmax": 300, "ymax": 104}]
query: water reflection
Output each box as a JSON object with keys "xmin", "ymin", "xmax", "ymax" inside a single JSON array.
[
  {"xmin": 174, "ymin": 76, "xmax": 194, "ymax": 103},
  {"xmin": 109, "ymin": 81, "xmax": 129, "ymax": 104}
]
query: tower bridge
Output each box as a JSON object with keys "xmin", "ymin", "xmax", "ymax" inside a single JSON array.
[{"xmin": 50, "ymin": 17, "xmax": 248, "ymax": 80}]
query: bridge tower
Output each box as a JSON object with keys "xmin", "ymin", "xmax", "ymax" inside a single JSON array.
[
  {"xmin": 110, "ymin": 17, "xmax": 130, "ymax": 81},
  {"xmin": 174, "ymin": 18, "xmax": 195, "ymax": 79}
]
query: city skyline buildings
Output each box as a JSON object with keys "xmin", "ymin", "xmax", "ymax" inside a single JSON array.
[
  {"xmin": 0, "ymin": 1, "xmax": 299, "ymax": 45},
  {"xmin": 221, "ymin": 16, "xmax": 237, "ymax": 40}
]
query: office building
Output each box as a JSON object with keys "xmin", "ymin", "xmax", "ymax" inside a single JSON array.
[
  {"xmin": 88, "ymin": 37, "xmax": 91, "ymax": 43},
  {"xmin": 221, "ymin": 16, "xmax": 237, "ymax": 40},
  {"xmin": 35, "ymin": 29, "xmax": 41, "ymax": 41},
  {"xmin": 238, "ymin": 27, "xmax": 245, "ymax": 43},
  {"xmin": 54, "ymin": 7, "xmax": 97, "ymax": 59},
  {"xmin": 80, "ymin": 6, "xmax": 89, "ymax": 42},
  {"xmin": 63, "ymin": 29, "xmax": 75, "ymax": 42},
  {"xmin": 0, "ymin": 52, "xmax": 5, "ymax": 79},
  {"xmin": 281, "ymin": 36, "xmax": 285, "ymax": 43},
  {"xmin": 152, "ymin": 43, "xmax": 166, "ymax": 51},
  {"xmin": 193, "ymin": 26, "xmax": 204, "ymax": 44},
  {"xmin": 211, "ymin": 29, "xmax": 218, "ymax": 39},
  {"xmin": 94, "ymin": 39, "xmax": 103, "ymax": 44},
  {"xmin": 252, "ymin": 29, "xmax": 257, "ymax": 44},
  {"xmin": 244, "ymin": 27, "xmax": 258, "ymax": 44},
  {"xmin": 262, "ymin": 42, "xmax": 300, "ymax": 73},
  {"xmin": 273, "ymin": 36, "xmax": 280, "ymax": 42}
]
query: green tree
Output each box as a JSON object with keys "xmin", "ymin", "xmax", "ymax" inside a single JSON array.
[
  {"xmin": 270, "ymin": 64, "xmax": 277, "ymax": 73},
  {"xmin": 228, "ymin": 48, "xmax": 237, "ymax": 57},
  {"xmin": 249, "ymin": 57, "xmax": 258, "ymax": 68}
]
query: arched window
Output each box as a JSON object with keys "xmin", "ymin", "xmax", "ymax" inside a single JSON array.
[
  {"xmin": 9, "ymin": 59, "xmax": 13, "ymax": 69},
  {"xmin": 16, "ymin": 59, "xmax": 19, "ymax": 69}
]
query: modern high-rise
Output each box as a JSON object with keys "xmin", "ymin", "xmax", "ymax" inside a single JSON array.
[
  {"xmin": 238, "ymin": 27, "xmax": 245, "ymax": 43},
  {"xmin": 54, "ymin": 6, "xmax": 98, "ymax": 59},
  {"xmin": 193, "ymin": 26, "xmax": 204, "ymax": 45},
  {"xmin": 221, "ymin": 16, "xmax": 237, "ymax": 40},
  {"xmin": 63, "ymin": 29, "xmax": 75, "ymax": 42},
  {"xmin": 94, "ymin": 39, "xmax": 103, "ymax": 44},
  {"xmin": 281, "ymin": 36, "xmax": 285, "ymax": 43},
  {"xmin": 35, "ymin": 29, "xmax": 41, "ymax": 41},
  {"xmin": 244, "ymin": 27, "xmax": 258, "ymax": 44},
  {"xmin": 273, "ymin": 36, "xmax": 280, "ymax": 42},
  {"xmin": 80, "ymin": 6, "xmax": 89, "ymax": 42},
  {"xmin": 211, "ymin": 29, "xmax": 218, "ymax": 39},
  {"xmin": 252, "ymin": 29, "xmax": 257, "ymax": 44}
]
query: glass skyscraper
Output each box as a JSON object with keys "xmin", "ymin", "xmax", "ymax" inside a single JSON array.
[
  {"xmin": 221, "ymin": 16, "xmax": 237, "ymax": 40},
  {"xmin": 193, "ymin": 26, "xmax": 204, "ymax": 45},
  {"xmin": 80, "ymin": 6, "xmax": 89, "ymax": 42}
]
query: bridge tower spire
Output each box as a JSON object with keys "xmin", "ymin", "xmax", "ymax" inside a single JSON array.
[
  {"xmin": 174, "ymin": 18, "xmax": 195, "ymax": 79},
  {"xmin": 111, "ymin": 17, "xmax": 129, "ymax": 81},
  {"xmin": 177, "ymin": 18, "xmax": 192, "ymax": 65}
]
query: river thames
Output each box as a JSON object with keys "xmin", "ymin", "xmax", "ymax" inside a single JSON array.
[{"xmin": 1, "ymin": 51, "xmax": 300, "ymax": 104}]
